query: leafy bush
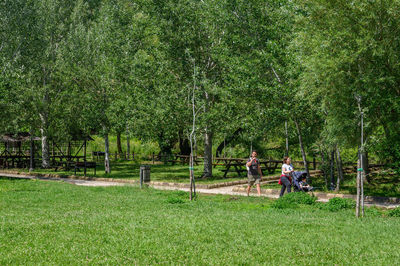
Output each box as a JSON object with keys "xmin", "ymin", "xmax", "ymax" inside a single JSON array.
[
  {"xmin": 366, "ymin": 207, "xmax": 384, "ymax": 217},
  {"xmin": 279, "ymin": 192, "xmax": 316, "ymax": 205},
  {"xmin": 173, "ymin": 190, "xmax": 188, "ymax": 198},
  {"xmin": 271, "ymin": 198, "xmax": 298, "ymax": 209},
  {"xmin": 387, "ymin": 207, "xmax": 400, "ymax": 217},
  {"xmin": 271, "ymin": 192, "xmax": 316, "ymax": 209},
  {"xmin": 322, "ymin": 197, "xmax": 356, "ymax": 212},
  {"xmin": 166, "ymin": 196, "xmax": 185, "ymax": 204},
  {"xmin": 287, "ymin": 192, "xmax": 317, "ymax": 205}
]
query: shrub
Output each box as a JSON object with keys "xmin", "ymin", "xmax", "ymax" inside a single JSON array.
[
  {"xmin": 173, "ymin": 190, "xmax": 188, "ymax": 198},
  {"xmin": 366, "ymin": 207, "xmax": 384, "ymax": 217},
  {"xmin": 279, "ymin": 192, "xmax": 316, "ymax": 205},
  {"xmin": 387, "ymin": 207, "xmax": 400, "ymax": 217},
  {"xmin": 271, "ymin": 198, "xmax": 298, "ymax": 209},
  {"xmin": 166, "ymin": 196, "xmax": 185, "ymax": 204},
  {"xmin": 271, "ymin": 192, "xmax": 316, "ymax": 209},
  {"xmin": 322, "ymin": 197, "xmax": 356, "ymax": 212}
]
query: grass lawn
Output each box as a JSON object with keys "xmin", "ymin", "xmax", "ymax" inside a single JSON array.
[
  {"xmin": 18, "ymin": 161, "xmax": 280, "ymax": 185},
  {"xmin": 1, "ymin": 178, "xmax": 400, "ymax": 264}
]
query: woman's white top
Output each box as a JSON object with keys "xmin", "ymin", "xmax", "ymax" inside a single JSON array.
[{"xmin": 282, "ymin": 163, "xmax": 294, "ymax": 176}]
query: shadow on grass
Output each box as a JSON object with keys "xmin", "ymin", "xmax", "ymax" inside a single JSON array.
[{"xmin": 14, "ymin": 161, "xmax": 247, "ymax": 184}]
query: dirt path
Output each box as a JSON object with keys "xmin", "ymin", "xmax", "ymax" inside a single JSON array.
[{"xmin": 1, "ymin": 172, "xmax": 399, "ymax": 208}]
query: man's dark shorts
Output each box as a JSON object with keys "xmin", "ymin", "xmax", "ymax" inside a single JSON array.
[{"xmin": 248, "ymin": 174, "xmax": 261, "ymax": 186}]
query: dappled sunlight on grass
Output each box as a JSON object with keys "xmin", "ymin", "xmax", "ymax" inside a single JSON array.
[{"xmin": 12, "ymin": 161, "xmax": 268, "ymax": 184}]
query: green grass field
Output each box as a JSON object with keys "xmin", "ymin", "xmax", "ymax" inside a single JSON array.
[{"xmin": 1, "ymin": 178, "xmax": 399, "ymax": 264}]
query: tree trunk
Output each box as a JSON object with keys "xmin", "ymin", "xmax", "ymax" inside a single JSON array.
[
  {"xmin": 126, "ymin": 131, "xmax": 130, "ymax": 160},
  {"xmin": 157, "ymin": 131, "xmax": 174, "ymax": 162},
  {"xmin": 104, "ymin": 131, "xmax": 110, "ymax": 174},
  {"xmin": 116, "ymin": 131, "xmax": 123, "ymax": 156},
  {"xmin": 362, "ymin": 150, "xmax": 370, "ymax": 183},
  {"xmin": 320, "ymin": 151, "xmax": 328, "ymax": 188},
  {"xmin": 358, "ymin": 149, "xmax": 365, "ymax": 217},
  {"xmin": 356, "ymin": 158, "xmax": 361, "ymax": 217},
  {"xmin": 203, "ymin": 129, "xmax": 213, "ymax": 177},
  {"xmin": 178, "ymin": 130, "xmax": 191, "ymax": 155},
  {"xmin": 215, "ymin": 128, "xmax": 243, "ymax": 157},
  {"xmin": 294, "ymin": 119, "xmax": 309, "ymax": 182},
  {"xmin": 335, "ymin": 145, "xmax": 342, "ymax": 192},
  {"xmin": 285, "ymin": 121, "xmax": 289, "ymax": 157},
  {"xmin": 337, "ymin": 146, "xmax": 344, "ymax": 182},
  {"xmin": 39, "ymin": 112, "xmax": 50, "ymax": 168},
  {"xmin": 29, "ymin": 131, "xmax": 34, "ymax": 171},
  {"xmin": 330, "ymin": 149, "xmax": 335, "ymax": 190}
]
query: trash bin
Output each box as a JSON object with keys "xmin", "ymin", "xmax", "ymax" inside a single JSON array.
[{"xmin": 140, "ymin": 165, "xmax": 151, "ymax": 187}]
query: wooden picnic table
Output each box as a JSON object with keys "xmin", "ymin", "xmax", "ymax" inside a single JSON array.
[
  {"xmin": 0, "ymin": 155, "xmax": 31, "ymax": 168},
  {"xmin": 258, "ymin": 160, "xmax": 281, "ymax": 175},
  {"xmin": 213, "ymin": 157, "xmax": 246, "ymax": 167},
  {"xmin": 169, "ymin": 154, "xmax": 201, "ymax": 166},
  {"xmin": 217, "ymin": 158, "xmax": 247, "ymax": 178},
  {"xmin": 217, "ymin": 158, "xmax": 281, "ymax": 178},
  {"xmin": 74, "ymin": 161, "xmax": 97, "ymax": 176},
  {"xmin": 221, "ymin": 161, "xmax": 247, "ymax": 178},
  {"xmin": 52, "ymin": 156, "xmax": 85, "ymax": 171}
]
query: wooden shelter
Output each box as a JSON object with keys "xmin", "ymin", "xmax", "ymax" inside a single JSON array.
[
  {"xmin": 0, "ymin": 132, "xmax": 41, "ymax": 169},
  {"xmin": 51, "ymin": 133, "xmax": 94, "ymax": 170}
]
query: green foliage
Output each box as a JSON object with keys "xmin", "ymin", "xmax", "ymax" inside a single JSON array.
[
  {"xmin": 387, "ymin": 207, "xmax": 400, "ymax": 217},
  {"xmin": 286, "ymin": 192, "xmax": 317, "ymax": 205},
  {"xmin": 271, "ymin": 198, "xmax": 298, "ymax": 209},
  {"xmin": 166, "ymin": 190, "xmax": 188, "ymax": 204},
  {"xmin": 365, "ymin": 207, "xmax": 384, "ymax": 217},
  {"xmin": 166, "ymin": 196, "xmax": 185, "ymax": 204},
  {"xmin": 1, "ymin": 0, "xmax": 400, "ymax": 172},
  {"xmin": 294, "ymin": 0, "xmax": 400, "ymax": 162},
  {"xmin": 321, "ymin": 197, "xmax": 356, "ymax": 212},
  {"xmin": 272, "ymin": 192, "xmax": 316, "ymax": 209}
]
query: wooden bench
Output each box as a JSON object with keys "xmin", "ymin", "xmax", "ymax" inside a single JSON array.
[{"xmin": 74, "ymin": 161, "xmax": 96, "ymax": 176}]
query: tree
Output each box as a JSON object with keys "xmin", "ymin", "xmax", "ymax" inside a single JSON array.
[
  {"xmin": 295, "ymin": 0, "xmax": 400, "ymax": 165},
  {"xmin": 0, "ymin": 0, "xmax": 93, "ymax": 168}
]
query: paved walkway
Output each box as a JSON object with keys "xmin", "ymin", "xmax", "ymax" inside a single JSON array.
[{"xmin": 1, "ymin": 172, "xmax": 399, "ymax": 208}]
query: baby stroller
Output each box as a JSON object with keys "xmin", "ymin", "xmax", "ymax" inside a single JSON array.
[{"xmin": 292, "ymin": 171, "xmax": 313, "ymax": 192}]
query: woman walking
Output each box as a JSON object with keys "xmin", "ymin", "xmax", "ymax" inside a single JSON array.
[{"xmin": 280, "ymin": 156, "xmax": 293, "ymax": 197}]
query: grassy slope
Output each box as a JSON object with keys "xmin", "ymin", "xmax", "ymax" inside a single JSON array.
[{"xmin": 1, "ymin": 178, "xmax": 399, "ymax": 264}]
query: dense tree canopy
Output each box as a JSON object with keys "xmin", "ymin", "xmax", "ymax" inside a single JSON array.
[{"xmin": 1, "ymin": 0, "xmax": 399, "ymax": 174}]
